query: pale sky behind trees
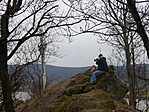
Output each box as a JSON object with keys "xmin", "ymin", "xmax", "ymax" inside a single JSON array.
[
  {"xmin": 49, "ymin": 33, "xmax": 113, "ymax": 67},
  {"xmin": 47, "ymin": 1, "xmax": 113, "ymax": 67}
]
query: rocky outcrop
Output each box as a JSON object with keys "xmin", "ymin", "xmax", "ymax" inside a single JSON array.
[
  {"xmin": 63, "ymin": 65, "xmax": 128, "ymax": 101},
  {"xmin": 16, "ymin": 65, "xmax": 138, "ymax": 112}
]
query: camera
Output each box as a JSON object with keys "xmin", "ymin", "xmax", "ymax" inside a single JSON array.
[{"xmin": 94, "ymin": 58, "xmax": 98, "ymax": 62}]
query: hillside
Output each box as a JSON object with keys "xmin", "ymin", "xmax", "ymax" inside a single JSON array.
[
  {"xmin": 15, "ymin": 66, "xmax": 138, "ymax": 112},
  {"xmin": 9, "ymin": 64, "xmax": 149, "ymax": 82},
  {"xmin": 38, "ymin": 64, "xmax": 149, "ymax": 81},
  {"xmin": 45, "ymin": 65, "xmax": 90, "ymax": 80}
]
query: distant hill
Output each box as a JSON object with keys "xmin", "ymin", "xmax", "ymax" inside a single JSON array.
[
  {"xmin": 8, "ymin": 64, "xmax": 91, "ymax": 82},
  {"xmin": 46, "ymin": 64, "xmax": 149, "ymax": 82},
  {"xmin": 45, "ymin": 65, "xmax": 91, "ymax": 80},
  {"xmin": 114, "ymin": 64, "xmax": 149, "ymax": 78},
  {"xmin": 9, "ymin": 64, "xmax": 149, "ymax": 83}
]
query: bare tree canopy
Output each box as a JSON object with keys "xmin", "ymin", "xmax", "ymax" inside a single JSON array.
[
  {"xmin": 125, "ymin": 0, "xmax": 149, "ymax": 59},
  {"xmin": 0, "ymin": 0, "xmax": 148, "ymax": 111},
  {"xmin": 0, "ymin": 0, "xmax": 86, "ymax": 111},
  {"xmin": 63, "ymin": 0, "xmax": 149, "ymax": 110}
]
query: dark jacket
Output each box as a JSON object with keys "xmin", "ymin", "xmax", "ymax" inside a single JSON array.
[{"xmin": 96, "ymin": 57, "xmax": 108, "ymax": 71}]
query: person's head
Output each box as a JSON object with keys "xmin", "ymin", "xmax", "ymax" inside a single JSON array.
[{"xmin": 98, "ymin": 54, "xmax": 103, "ymax": 58}]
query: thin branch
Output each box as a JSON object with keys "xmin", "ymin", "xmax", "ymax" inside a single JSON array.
[{"xmin": 136, "ymin": 75, "xmax": 149, "ymax": 80}]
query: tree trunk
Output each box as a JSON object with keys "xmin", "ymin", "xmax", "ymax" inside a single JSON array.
[
  {"xmin": 0, "ymin": 42, "xmax": 15, "ymax": 112},
  {"xmin": 122, "ymin": 13, "xmax": 136, "ymax": 108},
  {"xmin": 39, "ymin": 34, "xmax": 47, "ymax": 92},
  {"xmin": 127, "ymin": 0, "xmax": 149, "ymax": 59},
  {"xmin": 42, "ymin": 52, "xmax": 46, "ymax": 91},
  {"xmin": 124, "ymin": 36, "xmax": 136, "ymax": 108},
  {"xmin": 126, "ymin": 55, "xmax": 136, "ymax": 108},
  {"xmin": 0, "ymin": 13, "xmax": 15, "ymax": 112},
  {"xmin": 131, "ymin": 41, "xmax": 136, "ymax": 108}
]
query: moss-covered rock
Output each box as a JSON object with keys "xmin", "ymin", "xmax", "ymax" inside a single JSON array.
[
  {"xmin": 67, "ymin": 74, "xmax": 90, "ymax": 87},
  {"xmin": 47, "ymin": 90, "xmax": 137, "ymax": 112},
  {"xmin": 62, "ymin": 65, "xmax": 128, "ymax": 101},
  {"xmin": 15, "ymin": 65, "xmax": 136, "ymax": 112},
  {"xmin": 94, "ymin": 72, "xmax": 128, "ymax": 100}
]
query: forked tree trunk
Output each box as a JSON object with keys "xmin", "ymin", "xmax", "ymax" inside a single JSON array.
[
  {"xmin": 126, "ymin": 56, "xmax": 136, "ymax": 108},
  {"xmin": 122, "ymin": 13, "xmax": 136, "ymax": 108},
  {"xmin": 124, "ymin": 35, "xmax": 136, "ymax": 109}
]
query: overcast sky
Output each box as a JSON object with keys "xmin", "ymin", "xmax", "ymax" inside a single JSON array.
[
  {"xmin": 47, "ymin": 1, "xmax": 113, "ymax": 67},
  {"xmin": 49, "ymin": 33, "xmax": 113, "ymax": 67}
]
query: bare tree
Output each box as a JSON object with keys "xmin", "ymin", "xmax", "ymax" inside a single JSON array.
[
  {"xmin": 0, "ymin": 0, "xmax": 86, "ymax": 111},
  {"xmin": 39, "ymin": 35, "xmax": 47, "ymax": 91},
  {"xmin": 38, "ymin": 28, "xmax": 61, "ymax": 92},
  {"xmin": 126, "ymin": 0, "xmax": 149, "ymax": 59},
  {"xmin": 135, "ymin": 64, "xmax": 149, "ymax": 112},
  {"xmin": 64, "ymin": 0, "xmax": 148, "ymax": 109},
  {"xmin": 97, "ymin": 1, "xmax": 148, "ymax": 109},
  {"xmin": 107, "ymin": 0, "xmax": 149, "ymax": 57},
  {"xmin": 24, "ymin": 64, "xmax": 58, "ymax": 99}
]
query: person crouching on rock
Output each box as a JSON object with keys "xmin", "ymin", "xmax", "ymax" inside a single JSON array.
[{"xmin": 90, "ymin": 54, "xmax": 108, "ymax": 84}]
